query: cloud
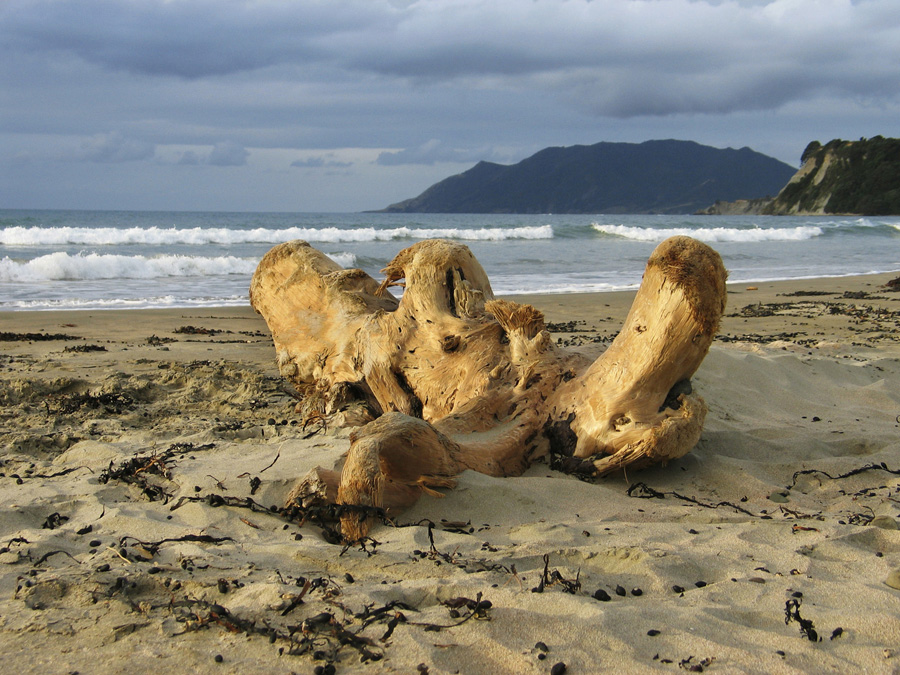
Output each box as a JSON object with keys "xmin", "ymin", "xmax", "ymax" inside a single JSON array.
[
  {"xmin": 176, "ymin": 150, "xmax": 202, "ymax": 166},
  {"xmin": 376, "ymin": 139, "xmax": 506, "ymax": 166},
  {"xmin": 5, "ymin": 0, "xmax": 900, "ymax": 120},
  {"xmin": 291, "ymin": 156, "xmax": 352, "ymax": 169},
  {"xmin": 3, "ymin": 0, "xmax": 900, "ymax": 210},
  {"xmin": 207, "ymin": 141, "xmax": 249, "ymax": 166},
  {"xmin": 74, "ymin": 131, "xmax": 155, "ymax": 163}
]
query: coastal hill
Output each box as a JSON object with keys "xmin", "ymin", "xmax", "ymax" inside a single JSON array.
[
  {"xmin": 378, "ymin": 139, "xmax": 795, "ymax": 214},
  {"xmin": 700, "ymin": 136, "xmax": 900, "ymax": 216}
]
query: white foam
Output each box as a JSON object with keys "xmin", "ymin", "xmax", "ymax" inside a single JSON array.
[
  {"xmin": 0, "ymin": 224, "xmax": 554, "ymax": 246},
  {"xmin": 591, "ymin": 223, "xmax": 824, "ymax": 243},
  {"xmin": 0, "ymin": 252, "xmax": 257, "ymax": 282},
  {"xmin": 1, "ymin": 295, "xmax": 250, "ymax": 311},
  {"xmin": 326, "ymin": 252, "xmax": 357, "ymax": 268}
]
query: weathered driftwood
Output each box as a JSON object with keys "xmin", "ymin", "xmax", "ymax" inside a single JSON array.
[{"xmin": 250, "ymin": 236, "xmax": 726, "ymax": 540}]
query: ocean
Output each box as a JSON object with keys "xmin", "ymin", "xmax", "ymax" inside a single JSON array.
[{"xmin": 1, "ymin": 209, "xmax": 898, "ymax": 311}]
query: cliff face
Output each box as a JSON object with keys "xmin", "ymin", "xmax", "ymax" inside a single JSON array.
[
  {"xmin": 379, "ymin": 140, "xmax": 795, "ymax": 215},
  {"xmin": 763, "ymin": 137, "xmax": 900, "ymax": 215}
]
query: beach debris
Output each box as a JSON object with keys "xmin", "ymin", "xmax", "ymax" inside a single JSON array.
[
  {"xmin": 252, "ymin": 236, "xmax": 727, "ymax": 540},
  {"xmin": 533, "ymin": 641, "xmax": 551, "ymax": 660},
  {"xmin": 531, "ymin": 553, "xmax": 581, "ymax": 594},
  {"xmin": 63, "ymin": 343, "xmax": 107, "ymax": 353},
  {"xmin": 788, "ymin": 463, "xmax": 900, "ymax": 489},
  {"xmin": 678, "ymin": 656, "xmax": 715, "ymax": 672},
  {"xmin": 46, "ymin": 390, "xmax": 134, "ymax": 415},
  {"xmin": 174, "ymin": 325, "xmax": 222, "ymax": 335},
  {"xmin": 99, "ymin": 442, "xmax": 215, "ymax": 503},
  {"xmin": 41, "ymin": 512, "xmax": 69, "ymax": 529},
  {"xmin": 0, "ymin": 331, "xmax": 80, "ymax": 342},
  {"xmin": 626, "ymin": 481, "xmax": 759, "ymax": 517},
  {"xmin": 784, "ymin": 596, "xmax": 821, "ymax": 642}
]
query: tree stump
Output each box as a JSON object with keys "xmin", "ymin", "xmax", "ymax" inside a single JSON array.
[{"xmin": 251, "ymin": 236, "xmax": 727, "ymax": 540}]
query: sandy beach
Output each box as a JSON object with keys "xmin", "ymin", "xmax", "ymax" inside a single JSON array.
[{"xmin": 1, "ymin": 272, "xmax": 899, "ymax": 674}]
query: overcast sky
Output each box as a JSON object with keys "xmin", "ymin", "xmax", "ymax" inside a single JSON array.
[{"xmin": 2, "ymin": 0, "xmax": 898, "ymax": 213}]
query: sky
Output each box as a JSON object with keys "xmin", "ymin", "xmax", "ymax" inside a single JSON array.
[{"xmin": 2, "ymin": 0, "xmax": 899, "ymax": 213}]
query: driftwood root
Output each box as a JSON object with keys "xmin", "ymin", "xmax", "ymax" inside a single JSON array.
[{"xmin": 252, "ymin": 236, "xmax": 727, "ymax": 540}]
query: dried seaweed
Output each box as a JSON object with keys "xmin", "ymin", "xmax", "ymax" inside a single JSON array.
[
  {"xmin": 41, "ymin": 512, "xmax": 69, "ymax": 529},
  {"xmin": 174, "ymin": 325, "xmax": 223, "ymax": 335},
  {"xmin": 34, "ymin": 549, "xmax": 81, "ymax": 566},
  {"xmin": 627, "ymin": 482, "xmax": 759, "ymax": 517},
  {"xmin": 784, "ymin": 597, "xmax": 820, "ymax": 642},
  {"xmin": 0, "ymin": 332, "xmax": 80, "ymax": 342},
  {"xmin": 531, "ymin": 553, "xmax": 581, "ymax": 594},
  {"xmin": 119, "ymin": 533, "xmax": 234, "ymax": 556},
  {"xmin": 99, "ymin": 443, "xmax": 215, "ymax": 503},
  {"xmin": 63, "ymin": 344, "xmax": 107, "ymax": 353},
  {"xmin": 787, "ymin": 462, "xmax": 900, "ymax": 489},
  {"xmin": 46, "ymin": 391, "xmax": 134, "ymax": 415}
]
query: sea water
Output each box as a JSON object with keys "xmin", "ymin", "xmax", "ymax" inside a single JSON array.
[{"xmin": 1, "ymin": 210, "xmax": 898, "ymax": 311}]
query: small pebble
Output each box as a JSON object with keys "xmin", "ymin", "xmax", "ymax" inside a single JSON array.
[
  {"xmin": 592, "ymin": 589, "xmax": 611, "ymax": 602},
  {"xmin": 694, "ymin": 581, "xmax": 707, "ymax": 588},
  {"xmin": 672, "ymin": 585, "xmax": 685, "ymax": 594},
  {"xmin": 89, "ymin": 539, "xmax": 102, "ymax": 548},
  {"xmin": 870, "ymin": 516, "xmax": 899, "ymax": 530},
  {"xmin": 344, "ymin": 572, "xmax": 355, "ymax": 583},
  {"xmin": 214, "ymin": 654, "xmax": 223, "ymax": 663},
  {"xmin": 550, "ymin": 663, "xmax": 567, "ymax": 675},
  {"xmin": 647, "ymin": 629, "xmax": 661, "ymax": 636},
  {"xmin": 631, "ymin": 588, "xmax": 643, "ymax": 596},
  {"xmin": 615, "ymin": 585, "xmax": 626, "ymax": 596},
  {"xmin": 535, "ymin": 641, "xmax": 549, "ymax": 652}
]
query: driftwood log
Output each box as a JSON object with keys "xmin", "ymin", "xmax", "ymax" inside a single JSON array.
[{"xmin": 250, "ymin": 236, "xmax": 727, "ymax": 540}]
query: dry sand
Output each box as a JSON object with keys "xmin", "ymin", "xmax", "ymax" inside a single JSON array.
[{"xmin": 1, "ymin": 272, "xmax": 899, "ymax": 674}]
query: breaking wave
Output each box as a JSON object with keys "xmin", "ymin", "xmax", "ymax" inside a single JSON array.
[
  {"xmin": 591, "ymin": 223, "xmax": 824, "ymax": 242},
  {"xmin": 0, "ymin": 224, "xmax": 553, "ymax": 246},
  {"xmin": 0, "ymin": 251, "xmax": 358, "ymax": 282},
  {"xmin": 1, "ymin": 252, "xmax": 255, "ymax": 282},
  {"xmin": 2, "ymin": 295, "xmax": 251, "ymax": 311}
]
